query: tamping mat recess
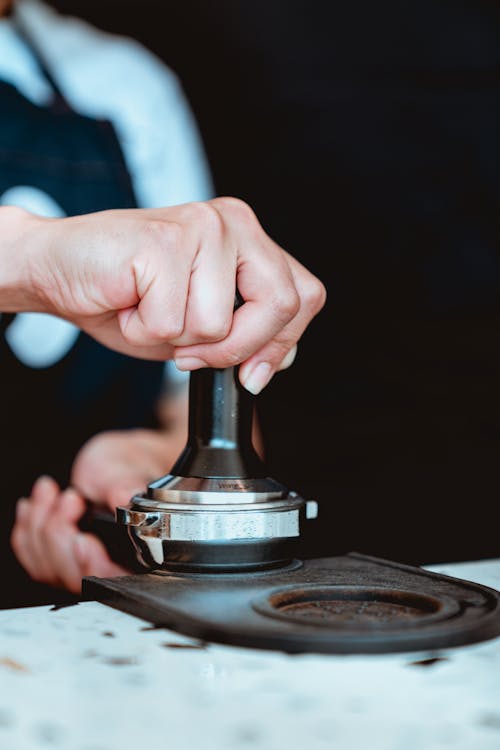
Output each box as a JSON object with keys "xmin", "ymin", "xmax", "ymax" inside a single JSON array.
[{"xmin": 83, "ymin": 552, "xmax": 500, "ymax": 654}]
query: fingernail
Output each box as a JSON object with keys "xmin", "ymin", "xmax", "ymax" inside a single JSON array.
[
  {"xmin": 174, "ymin": 356, "xmax": 207, "ymax": 371},
  {"xmin": 33, "ymin": 474, "xmax": 51, "ymax": 490},
  {"xmin": 16, "ymin": 499, "xmax": 29, "ymax": 521},
  {"xmin": 241, "ymin": 362, "xmax": 273, "ymax": 395}
]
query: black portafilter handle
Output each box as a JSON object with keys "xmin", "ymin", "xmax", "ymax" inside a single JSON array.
[{"xmin": 78, "ymin": 501, "xmax": 143, "ymax": 572}]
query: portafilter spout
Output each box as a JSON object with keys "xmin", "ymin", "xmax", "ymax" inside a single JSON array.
[{"xmin": 116, "ymin": 363, "xmax": 318, "ymax": 572}]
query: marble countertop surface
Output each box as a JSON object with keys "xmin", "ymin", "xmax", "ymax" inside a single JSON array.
[{"xmin": 1, "ymin": 558, "xmax": 500, "ymax": 750}]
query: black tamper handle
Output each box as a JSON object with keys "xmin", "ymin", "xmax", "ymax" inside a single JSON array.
[
  {"xmin": 169, "ymin": 365, "xmax": 266, "ymax": 479},
  {"xmin": 168, "ymin": 291, "xmax": 266, "ymax": 479}
]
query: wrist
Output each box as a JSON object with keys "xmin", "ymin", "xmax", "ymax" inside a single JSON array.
[{"xmin": 0, "ymin": 206, "xmax": 54, "ymax": 313}]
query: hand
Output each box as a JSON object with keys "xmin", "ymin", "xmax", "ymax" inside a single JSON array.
[
  {"xmin": 69, "ymin": 427, "xmax": 186, "ymax": 507},
  {"xmin": 2, "ymin": 198, "xmax": 326, "ymax": 393},
  {"xmin": 10, "ymin": 428, "xmax": 183, "ymax": 593},
  {"xmin": 11, "ymin": 476, "xmax": 127, "ymax": 594}
]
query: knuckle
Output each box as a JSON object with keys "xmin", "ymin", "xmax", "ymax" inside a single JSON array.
[
  {"xmin": 192, "ymin": 201, "xmax": 225, "ymax": 235},
  {"xmin": 193, "ymin": 316, "xmax": 231, "ymax": 343},
  {"xmin": 212, "ymin": 196, "xmax": 257, "ymax": 226},
  {"xmin": 121, "ymin": 327, "xmax": 140, "ymax": 346},
  {"xmin": 121, "ymin": 321, "xmax": 143, "ymax": 345},
  {"xmin": 145, "ymin": 319, "xmax": 184, "ymax": 341},
  {"xmin": 122, "ymin": 307, "xmax": 185, "ymax": 343},
  {"xmin": 272, "ymin": 286, "xmax": 301, "ymax": 323},
  {"xmin": 304, "ymin": 277, "xmax": 327, "ymax": 315}
]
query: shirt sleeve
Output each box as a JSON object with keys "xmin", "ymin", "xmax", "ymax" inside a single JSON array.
[
  {"xmin": 18, "ymin": 0, "xmax": 215, "ymax": 208},
  {"xmin": 115, "ymin": 54, "xmax": 216, "ymax": 208}
]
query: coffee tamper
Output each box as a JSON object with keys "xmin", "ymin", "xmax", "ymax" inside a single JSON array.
[{"xmin": 116, "ymin": 364, "xmax": 318, "ymax": 572}]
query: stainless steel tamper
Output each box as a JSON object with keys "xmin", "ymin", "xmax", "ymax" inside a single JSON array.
[{"xmin": 116, "ymin": 363, "xmax": 318, "ymax": 572}]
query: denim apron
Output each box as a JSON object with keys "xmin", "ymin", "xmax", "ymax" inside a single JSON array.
[{"xmin": 0, "ymin": 21, "xmax": 165, "ymax": 607}]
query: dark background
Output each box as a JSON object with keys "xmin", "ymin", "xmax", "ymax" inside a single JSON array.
[{"xmin": 50, "ymin": 1, "xmax": 500, "ymax": 565}]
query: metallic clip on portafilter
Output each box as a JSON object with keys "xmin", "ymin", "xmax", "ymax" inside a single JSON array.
[{"xmin": 116, "ymin": 306, "xmax": 317, "ymax": 572}]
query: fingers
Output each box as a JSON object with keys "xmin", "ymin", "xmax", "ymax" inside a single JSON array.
[
  {"xmin": 116, "ymin": 220, "xmax": 192, "ymax": 348},
  {"xmin": 11, "ymin": 476, "xmax": 61, "ymax": 584},
  {"xmin": 116, "ymin": 206, "xmax": 236, "ymax": 351},
  {"xmin": 85, "ymin": 312, "xmax": 177, "ymax": 362},
  {"xmin": 40, "ymin": 489, "xmax": 87, "ymax": 593},
  {"xmin": 11, "ymin": 477, "xmax": 128, "ymax": 594},
  {"xmin": 104, "ymin": 483, "xmax": 146, "ymax": 510},
  {"xmin": 172, "ymin": 201, "xmax": 327, "ymax": 391},
  {"xmin": 117, "ymin": 206, "xmax": 237, "ymax": 352},
  {"xmin": 173, "ymin": 240, "xmax": 236, "ymax": 349},
  {"xmin": 70, "ymin": 428, "xmax": 170, "ymax": 511},
  {"xmin": 238, "ymin": 252, "xmax": 326, "ymax": 391},
  {"xmin": 167, "ymin": 202, "xmax": 237, "ymax": 348},
  {"xmin": 116, "ymin": 200, "xmax": 326, "ymax": 374}
]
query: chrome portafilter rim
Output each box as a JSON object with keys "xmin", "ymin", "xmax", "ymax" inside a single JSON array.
[{"xmin": 116, "ymin": 481, "xmax": 315, "ymax": 573}]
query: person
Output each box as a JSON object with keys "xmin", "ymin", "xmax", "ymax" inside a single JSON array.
[{"xmin": 0, "ymin": 0, "xmax": 326, "ymax": 607}]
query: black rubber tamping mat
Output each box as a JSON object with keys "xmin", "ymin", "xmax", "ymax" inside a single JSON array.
[{"xmin": 82, "ymin": 552, "xmax": 500, "ymax": 654}]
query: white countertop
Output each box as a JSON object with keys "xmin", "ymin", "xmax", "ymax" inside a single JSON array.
[{"xmin": 1, "ymin": 558, "xmax": 500, "ymax": 750}]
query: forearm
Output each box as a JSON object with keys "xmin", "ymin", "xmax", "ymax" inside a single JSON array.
[{"xmin": 0, "ymin": 205, "xmax": 47, "ymax": 312}]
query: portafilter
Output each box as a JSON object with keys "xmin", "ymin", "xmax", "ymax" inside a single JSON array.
[{"xmin": 116, "ymin": 362, "xmax": 318, "ymax": 573}]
